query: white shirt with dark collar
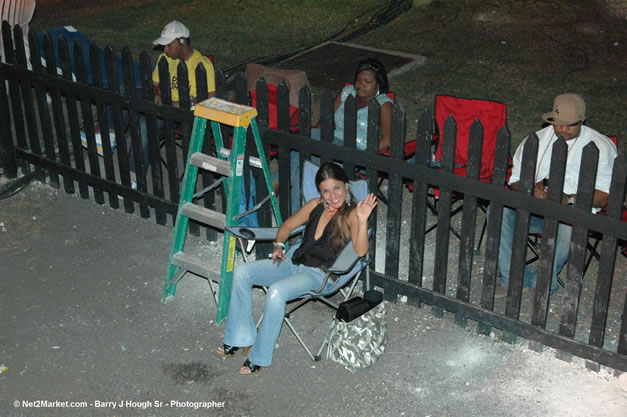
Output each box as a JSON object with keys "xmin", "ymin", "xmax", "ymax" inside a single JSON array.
[{"xmin": 509, "ymin": 125, "xmax": 617, "ymax": 210}]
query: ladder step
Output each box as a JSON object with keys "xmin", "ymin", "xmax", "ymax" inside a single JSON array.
[
  {"xmin": 219, "ymin": 147, "xmax": 262, "ymax": 169},
  {"xmin": 172, "ymin": 251, "xmax": 220, "ymax": 282},
  {"xmin": 182, "ymin": 203, "xmax": 226, "ymax": 229},
  {"xmin": 190, "ymin": 153, "xmax": 231, "ymax": 176}
]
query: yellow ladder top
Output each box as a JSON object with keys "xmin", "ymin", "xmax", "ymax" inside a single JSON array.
[{"xmin": 194, "ymin": 97, "xmax": 258, "ymax": 128}]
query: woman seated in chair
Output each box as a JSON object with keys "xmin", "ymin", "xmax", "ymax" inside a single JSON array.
[
  {"xmin": 217, "ymin": 163, "xmax": 377, "ymax": 375},
  {"xmin": 332, "ymin": 57, "xmax": 394, "ymax": 152}
]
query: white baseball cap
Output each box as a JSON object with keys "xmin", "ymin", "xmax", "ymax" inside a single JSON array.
[{"xmin": 153, "ymin": 20, "xmax": 190, "ymax": 45}]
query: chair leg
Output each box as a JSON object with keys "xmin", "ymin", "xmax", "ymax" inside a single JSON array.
[
  {"xmin": 475, "ymin": 217, "xmax": 487, "ymax": 254},
  {"xmin": 282, "ymin": 316, "xmax": 318, "ymax": 361},
  {"xmin": 525, "ymin": 235, "xmax": 566, "ymax": 288},
  {"xmin": 583, "ymin": 237, "xmax": 601, "ymax": 276},
  {"xmin": 526, "ymin": 236, "xmax": 541, "ymax": 265},
  {"xmin": 474, "ymin": 203, "xmax": 490, "ymax": 254},
  {"xmin": 425, "ymin": 196, "xmax": 462, "ymax": 240},
  {"xmin": 315, "ymin": 333, "xmax": 330, "ymax": 361}
]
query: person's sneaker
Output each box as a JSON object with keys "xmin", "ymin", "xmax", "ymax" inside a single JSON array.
[
  {"xmin": 495, "ymin": 285, "xmax": 530, "ymax": 299},
  {"xmin": 495, "ymin": 284, "xmax": 508, "ymax": 299}
]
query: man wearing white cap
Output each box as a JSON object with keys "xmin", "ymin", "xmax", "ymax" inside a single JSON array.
[
  {"xmin": 152, "ymin": 20, "xmax": 215, "ymax": 107},
  {"xmin": 495, "ymin": 93, "xmax": 617, "ymax": 298}
]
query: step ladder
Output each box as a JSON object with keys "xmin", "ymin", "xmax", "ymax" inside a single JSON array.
[{"xmin": 163, "ymin": 97, "xmax": 282, "ymax": 324}]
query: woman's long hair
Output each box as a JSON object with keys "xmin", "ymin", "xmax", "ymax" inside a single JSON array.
[
  {"xmin": 353, "ymin": 58, "xmax": 389, "ymax": 94},
  {"xmin": 315, "ymin": 163, "xmax": 356, "ymax": 253}
]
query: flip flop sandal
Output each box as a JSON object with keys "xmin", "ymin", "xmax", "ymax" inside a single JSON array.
[
  {"xmin": 239, "ymin": 359, "xmax": 261, "ymax": 375},
  {"xmin": 216, "ymin": 345, "xmax": 250, "ymax": 357}
]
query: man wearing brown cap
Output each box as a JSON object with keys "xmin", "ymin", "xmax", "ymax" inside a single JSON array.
[{"xmin": 495, "ymin": 93, "xmax": 617, "ymax": 298}]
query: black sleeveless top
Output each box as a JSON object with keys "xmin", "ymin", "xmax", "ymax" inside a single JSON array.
[{"xmin": 291, "ymin": 203, "xmax": 340, "ymax": 269}]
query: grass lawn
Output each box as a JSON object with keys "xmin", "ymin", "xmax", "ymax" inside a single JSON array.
[{"xmin": 32, "ymin": 0, "xmax": 626, "ymax": 151}]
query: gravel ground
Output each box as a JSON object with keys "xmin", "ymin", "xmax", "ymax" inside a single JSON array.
[{"xmin": 0, "ymin": 179, "xmax": 626, "ymax": 417}]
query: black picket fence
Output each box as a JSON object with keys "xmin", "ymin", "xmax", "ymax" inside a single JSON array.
[{"xmin": 1, "ymin": 23, "xmax": 626, "ymax": 372}]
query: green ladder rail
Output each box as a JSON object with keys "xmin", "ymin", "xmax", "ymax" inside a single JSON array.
[{"xmin": 163, "ymin": 98, "xmax": 282, "ymax": 324}]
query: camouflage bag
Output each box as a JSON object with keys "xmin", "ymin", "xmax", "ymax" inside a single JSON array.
[{"xmin": 326, "ymin": 303, "xmax": 387, "ymax": 372}]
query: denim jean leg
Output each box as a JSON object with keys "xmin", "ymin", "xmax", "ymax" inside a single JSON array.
[
  {"xmin": 520, "ymin": 215, "xmax": 545, "ymax": 289},
  {"xmin": 247, "ymin": 265, "xmax": 325, "ymax": 367},
  {"xmin": 520, "ymin": 217, "xmax": 571, "ymax": 294},
  {"xmin": 497, "ymin": 207, "xmax": 537, "ymax": 289},
  {"xmin": 224, "ymin": 258, "xmax": 298, "ymax": 347},
  {"xmin": 222, "ymin": 262, "xmax": 259, "ymax": 348},
  {"xmin": 497, "ymin": 207, "xmax": 516, "ymax": 288},
  {"xmin": 551, "ymin": 222, "xmax": 572, "ymax": 293}
]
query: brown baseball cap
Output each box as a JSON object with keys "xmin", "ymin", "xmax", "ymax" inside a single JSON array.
[{"xmin": 542, "ymin": 93, "xmax": 586, "ymax": 125}]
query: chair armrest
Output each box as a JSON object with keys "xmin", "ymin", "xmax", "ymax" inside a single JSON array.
[
  {"xmin": 327, "ymin": 228, "xmax": 373, "ymax": 274},
  {"xmin": 327, "ymin": 243, "xmax": 361, "ymax": 274},
  {"xmin": 225, "ymin": 225, "xmax": 306, "ymax": 241}
]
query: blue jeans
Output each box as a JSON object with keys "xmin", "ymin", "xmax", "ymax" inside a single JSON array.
[
  {"xmin": 497, "ymin": 206, "xmax": 572, "ymax": 294},
  {"xmin": 223, "ymin": 247, "xmax": 331, "ymax": 367}
]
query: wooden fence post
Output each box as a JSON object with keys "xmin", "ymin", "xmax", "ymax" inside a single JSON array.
[
  {"xmin": 454, "ymin": 120, "xmax": 484, "ymax": 327},
  {"xmin": 408, "ymin": 110, "xmax": 433, "ymax": 305},
  {"xmin": 75, "ymin": 38, "xmax": 105, "ymax": 205},
  {"xmin": 91, "ymin": 42, "xmax": 119, "ymax": 209},
  {"xmin": 383, "ymin": 103, "xmax": 405, "ymax": 303},
  {"xmin": 432, "ymin": 115, "xmax": 457, "ymax": 317},
  {"xmin": 0, "ymin": 39, "xmax": 16, "ymax": 178}
]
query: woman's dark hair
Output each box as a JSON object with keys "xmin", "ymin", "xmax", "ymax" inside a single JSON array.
[
  {"xmin": 315, "ymin": 163, "xmax": 356, "ymax": 252},
  {"xmin": 353, "ymin": 58, "xmax": 389, "ymax": 94},
  {"xmin": 315, "ymin": 162, "xmax": 349, "ymax": 188}
]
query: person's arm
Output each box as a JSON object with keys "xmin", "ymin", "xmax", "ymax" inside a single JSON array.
[
  {"xmin": 378, "ymin": 101, "xmax": 393, "ymax": 151},
  {"xmin": 513, "ymin": 180, "xmax": 609, "ymax": 208},
  {"xmin": 349, "ymin": 193, "xmax": 378, "ymax": 257},
  {"xmin": 333, "ymin": 93, "xmax": 342, "ymax": 112},
  {"xmin": 561, "ymin": 190, "xmax": 609, "ymax": 208},
  {"xmin": 153, "ymin": 81, "xmax": 162, "ymax": 104},
  {"xmin": 271, "ymin": 198, "xmax": 318, "ymax": 260},
  {"xmin": 205, "ymin": 59, "xmax": 216, "ymax": 99},
  {"xmin": 510, "ymin": 180, "xmax": 547, "ymax": 199},
  {"xmin": 152, "ymin": 54, "xmax": 165, "ymax": 104},
  {"xmin": 313, "ymin": 92, "xmax": 342, "ymax": 128}
]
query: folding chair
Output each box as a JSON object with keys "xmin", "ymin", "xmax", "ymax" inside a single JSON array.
[
  {"xmin": 226, "ymin": 161, "xmax": 372, "ymax": 361},
  {"xmin": 250, "ymin": 84, "xmax": 299, "ymax": 132},
  {"xmin": 430, "ymin": 95, "xmax": 508, "ymax": 242}
]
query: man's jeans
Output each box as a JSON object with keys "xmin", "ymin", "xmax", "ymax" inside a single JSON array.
[
  {"xmin": 223, "ymin": 246, "xmax": 331, "ymax": 367},
  {"xmin": 497, "ymin": 206, "xmax": 571, "ymax": 294}
]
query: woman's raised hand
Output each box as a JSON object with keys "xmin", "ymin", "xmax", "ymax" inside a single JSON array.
[{"xmin": 355, "ymin": 193, "xmax": 378, "ymax": 222}]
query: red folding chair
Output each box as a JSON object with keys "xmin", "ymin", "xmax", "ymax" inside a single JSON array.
[
  {"xmin": 250, "ymin": 83, "xmax": 299, "ymax": 130},
  {"xmin": 429, "ymin": 95, "xmax": 508, "ymax": 240}
]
